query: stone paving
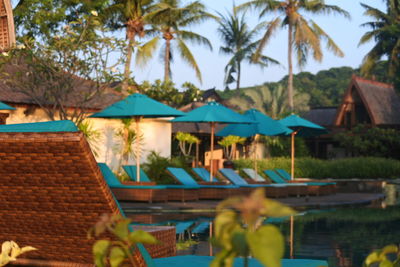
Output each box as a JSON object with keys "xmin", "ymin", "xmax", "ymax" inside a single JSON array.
[{"xmin": 121, "ymin": 193, "xmax": 385, "ymax": 212}]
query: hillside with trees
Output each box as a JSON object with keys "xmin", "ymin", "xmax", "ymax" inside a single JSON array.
[{"xmin": 219, "ymin": 65, "xmax": 393, "ymax": 117}]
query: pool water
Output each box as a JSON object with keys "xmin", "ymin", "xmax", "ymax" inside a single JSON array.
[{"xmin": 126, "ymin": 185, "xmax": 400, "ymax": 267}]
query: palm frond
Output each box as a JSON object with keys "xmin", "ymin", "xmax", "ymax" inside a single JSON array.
[
  {"xmin": 178, "ymin": 30, "xmax": 212, "ymax": 51},
  {"xmin": 176, "ymin": 38, "xmax": 202, "ymax": 83},
  {"xmin": 252, "ymin": 17, "xmax": 281, "ymax": 62},
  {"xmin": 310, "ymin": 20, "xmax": 344, "ymax": 57},
  {"xmin": 135, "ymin": 36, "xmax": 160, "ymax": 66}
]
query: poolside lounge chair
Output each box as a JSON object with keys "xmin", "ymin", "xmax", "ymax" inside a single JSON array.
[
  {"xmin": 242, "ymin": 168, "xmax": 269, "ymax": 183},
  {"xmin": 265, "ymin": 170, "xmax": 326, "ymax": 196},
  {"xmin": 123, "ymin": 165, "xmax": 153, "ymax": 183},
  {"xmin": 192, "ymin": 167, "xmax": 220, "ymax": 183},
  {"xmin": 123, "ymin": 165, "xmax": 199, "ymax": 202},
  {"xmin": 0, "ymin": 120, "xmax": 329, "ymax": 267},
  {"xmin": 100, "ymin": 163, "xmax": 168, "ymax": 203},
  {"xmin": 218, "ymin": 168, "xmax": 289, "ymax": 198},
  {"xmin": 167, "ymin": 167, "xmax": 239, "ymax": 200},
  {"xmin": 275, "ymin": 168, "xmax": 336, "ymax": 195}
]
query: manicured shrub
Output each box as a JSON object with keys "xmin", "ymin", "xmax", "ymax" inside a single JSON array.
[{"xmin": 234, "ymin": 157, "xmax": 400, "ymax": 179}]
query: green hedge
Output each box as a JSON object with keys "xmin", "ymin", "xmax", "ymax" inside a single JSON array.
[{"xmin": 233, "ymin": 157, "xmax": 400, "ymax": 179}]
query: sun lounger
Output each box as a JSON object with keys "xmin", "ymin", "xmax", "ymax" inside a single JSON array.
[
  {"xmin": 242, "ymin": 168, "xmax": 268, "ymax": 183},
  {"xmin": 192, "ymin": 167, "xmax": 220, "ymax": 182},
  {"xmin": 265, "ymin": 170, "xmax": 326, "ymax": 196},
  {"xmin": 192, "ymin": 221, "xmax": 211, "ymax": 234},
  {"xmin": 123, "ymin": 165, "xmax": 153, "ymax": 182},
  {"xmin": 0, "ymin": 120, "xmax": 329, "ymax": 267},
  {"xmin": 218, "ymin": 168, "xmax": 289, "ymax": 198},
  {"xmin": 123, "ymin": 165, "xmax": 199, "ymax": 202},
  {"xmin": 99, "ymin": 163, "xmax": 168, "ymax": 203},
  {"xmin": 167, "ymin": 167, "xmax": 240, "ymax": 200},
  {"xmin": 275, "ymin": 168, "xmax": 336, "ymax": 195}
]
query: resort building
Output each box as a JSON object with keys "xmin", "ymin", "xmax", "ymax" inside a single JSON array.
[{"xmin": 304, "ymin": 75, "xmax": 400, "ymax": 158}]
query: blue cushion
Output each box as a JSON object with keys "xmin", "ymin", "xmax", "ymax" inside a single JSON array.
[
  {"xmin": 167, "ymin": 167, "xmax": 200, "ymax": 186},
  {"xmin": 153, "ymin": 256, "xmax": 328, "ymax": 267},
  {"xmin": 123, "ymin": 165, "xmax": 152, "ymax": 182},
  {"xmin": 264, "ymin": 170, "xmax": 287, "ymax": 184},
  {"xmin": 192, "ymin": 168, "xmax": 219, "ymax": 182},
  {"xmin": 0, "ymin": 120, "xmax": 78, "ymax": 132},
  {"xmin": 219, "ymin": 168, "xmax": 249, "ymax": 186},
  {"xmin": 98, "ymin": 163, "xmax": 167, "ymax": 189},
  {"xmin": 276, "ymin": 169, "xmax": 291, "ymax": 180}
]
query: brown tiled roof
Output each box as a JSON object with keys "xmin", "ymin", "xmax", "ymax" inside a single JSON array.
[
  {"xmin": 304, "ymin": 107, "xmax": 338, "ymax": 127},
  {"xmin": 0, "ymin": 131, "xmax": 122, "ymax": 265},
  {"xmin": 0, "ymin": 0, "xmax": 15, "ymax": 51},
  {"xmin": 0, "ymin": 63, "xmax": 124, "ymax": 110}
]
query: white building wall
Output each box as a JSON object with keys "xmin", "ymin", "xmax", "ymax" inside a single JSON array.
[{"xmin": 4, "ymin": 106, "xmax": 172, "ymax": 172}]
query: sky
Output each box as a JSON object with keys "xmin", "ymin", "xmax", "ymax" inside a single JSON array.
[{"xmin": 131, "ymin": 0, "xmax": 386, "ymax": 90}]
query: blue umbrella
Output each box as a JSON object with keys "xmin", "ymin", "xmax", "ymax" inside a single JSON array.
[
  {"xmin": 91, "ymin": 93, "xmax": 185, "ymax": 181},
  {"xmin": 172, "ymin": 101, "xmax": 254, "ymax": 181},
  {"xmin": 279, "ymin": 114, "xmax": 328, "ymax": 180},
  {"xmin": 217, "ymin": 109, "xmax": 292, "ymax": 179},
  {"xmin": 0, "ymin": 101, "xmax": 15, "ymax": 111}
]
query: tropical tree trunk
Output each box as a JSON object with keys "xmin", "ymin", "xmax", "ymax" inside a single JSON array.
[
  {"xmin": 236, "ymin": 60, "xmax": 241, "ymax": 90},
  {"xmin": 287, "ymin": 23, "xmax": 294, "ymax": 112},
  {"xmin": 122, "ymin": 33, "xmax": 135, "ymax": 95},
  {"xmin": 164, "ymin": 38, "xmax": 171, "ymax": 82}
]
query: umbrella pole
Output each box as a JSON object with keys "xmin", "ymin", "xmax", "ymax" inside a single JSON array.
[
  {"xmin": 290, "ymin": 215, "xmax": 294, "ymax": 259},
  {"xmin": 254, "ymin": 135, "xmax": 258, "ymax": 181},
  {"xmin": 210, "ymin": 122, "xmax": 215, "ymax": 182},
  {"xmin": 135, "ymin": 117, "xmax": 141, "ymax": 182},
  {"xmin": 291, "ymin": 132, "xmax": 295, "ymax": 181}
]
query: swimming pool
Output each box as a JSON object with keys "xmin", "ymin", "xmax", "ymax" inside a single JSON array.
[{"xmin": 125, "ymin": 186, "xmax": 400, "ymax": 267}]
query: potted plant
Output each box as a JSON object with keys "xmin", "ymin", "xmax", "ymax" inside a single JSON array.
[{"xmin": 175, "ymin": 132, "xmax": 200, "ymax": 166}]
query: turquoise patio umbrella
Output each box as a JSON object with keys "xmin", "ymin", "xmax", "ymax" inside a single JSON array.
[
  {"xmin": 0, "ymin": 101, "xmax": 15, "ymax": 111},
  {"xmin": 279, "ymin": 114, "xmax": 328, "ymax": 180},
  {"xmin": 172, "ymin": 101, "xmax": 254, "ymax": 181},
  {"xmin": 217, "ymin": 109, "xmax": 292, "ymax": 180},
  {"xmin": 91, "ymin": 93, "xmax": 185, "ymax": 181}
]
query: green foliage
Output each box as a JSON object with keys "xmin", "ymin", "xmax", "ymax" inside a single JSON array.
[
  {"xmin": 0, "ymin": 11, "xmax": 123, "ymax": 124},
  {"xmin": 211, "ymin": 188, "xmax": 296, "ymax": 267},
  {"xmin": 114, "ymin": 119, "xmax": 142, "ymax": 172},
  {"xmin": 175, "ymin": 132, "xmax": 200, "ymax": 157},
  {"xmin": 233, "ymin": 157, "xmax": 400, "ymax": 179},
  {"xmin": 142, "ymin": 151, "xmax": 189, "ymax": 184},
  {"xmin": 363, "ymin": 244, "xmax": 400, "ymax": 267},
  {"xmin": 176, "ymin": 240, "xmax": 199, "ymax": 251},
  {"xmin": 144, "ymin": 0, "xmax": 215, "ymax": 83},
  {"xmin": 263, "ymin": 136, "xmax": 309, "ymax": 157},
  {"xmin": 217, "ymin": 7, "xmax": 279, "ymax": 90},
  {"xmin": 89, "ymin": 214, "xmax": 159, "ymax": 267},
  {"xmin": 359, "ymin": 0, "xmax": 400, "ymax": 89},
  {"xmin": 138, "ymin": 80, "xmax": 201, "ymax": 107},
  {"xmin": 218, "ymin": 135, "xmax": 246, "ymax": 160},
  {"xmin": 334, "ymin": 125, "xmax": 400, "ymax": 159},
  {"xmin": 78, "ymin": 120, "xmax": 102, "ymax": 157},
  {"xmin": 0, "ymin": 241, "xmax": 36, "ymax": 266}
]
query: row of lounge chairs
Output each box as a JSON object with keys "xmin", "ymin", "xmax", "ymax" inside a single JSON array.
[
  {"xmin": 102, "ymin": 163, "xmax": 336, "ymax": 203},
  {"xmin": 0, "ymin": 120, "xmax": 329, "ymax": 266}
]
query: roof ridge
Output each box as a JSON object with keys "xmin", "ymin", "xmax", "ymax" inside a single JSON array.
[{"xmin": 352, "ymin": 75, "xmax": 394, "ymax": 89}]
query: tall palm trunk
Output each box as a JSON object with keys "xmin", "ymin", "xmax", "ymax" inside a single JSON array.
[
  {"xmin": 236, "ymin": 60, "xmax": 241, "ymax": 90},
  {"xmin": 122, "ymin": 33, "xmax": 135, "ymax": 95},
  {"xmin": 287, "ymin": 22, "xmax": 294, "ymax": 112},
  {"xmin": 164, "ymin": 37, "xmax": 171, "ymax": 81}
]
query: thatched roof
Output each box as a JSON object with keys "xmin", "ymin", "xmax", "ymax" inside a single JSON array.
[
  {"xmin": 335, "ymin": 76, "xmax": 400, "ymax": 126},
  {"xmin": 0, "ymin": 0, "xmax": 15, "ymax": 51},
  {"xmin": 304, "ymin": 107, "xmax": 338, "ymax": 127}
]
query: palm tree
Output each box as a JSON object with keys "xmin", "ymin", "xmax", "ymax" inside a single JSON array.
[
  {"xmin": 217, "ymin": 7, "xmax": 279, "ymax": 90},
  {"xmin": 237, "ymin": 0, "xmax": 350, "ymax": 112},
  {"xmin": 137, "ymin": 0, "xmax": 214, "ymax": 83},
  {"xmin": 359, "ymin": 0, "xmax": 400, "ymax": 83},
  {"xmin": 103, "ymin": 0, "xmax": 155, "ymax": 94}
]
